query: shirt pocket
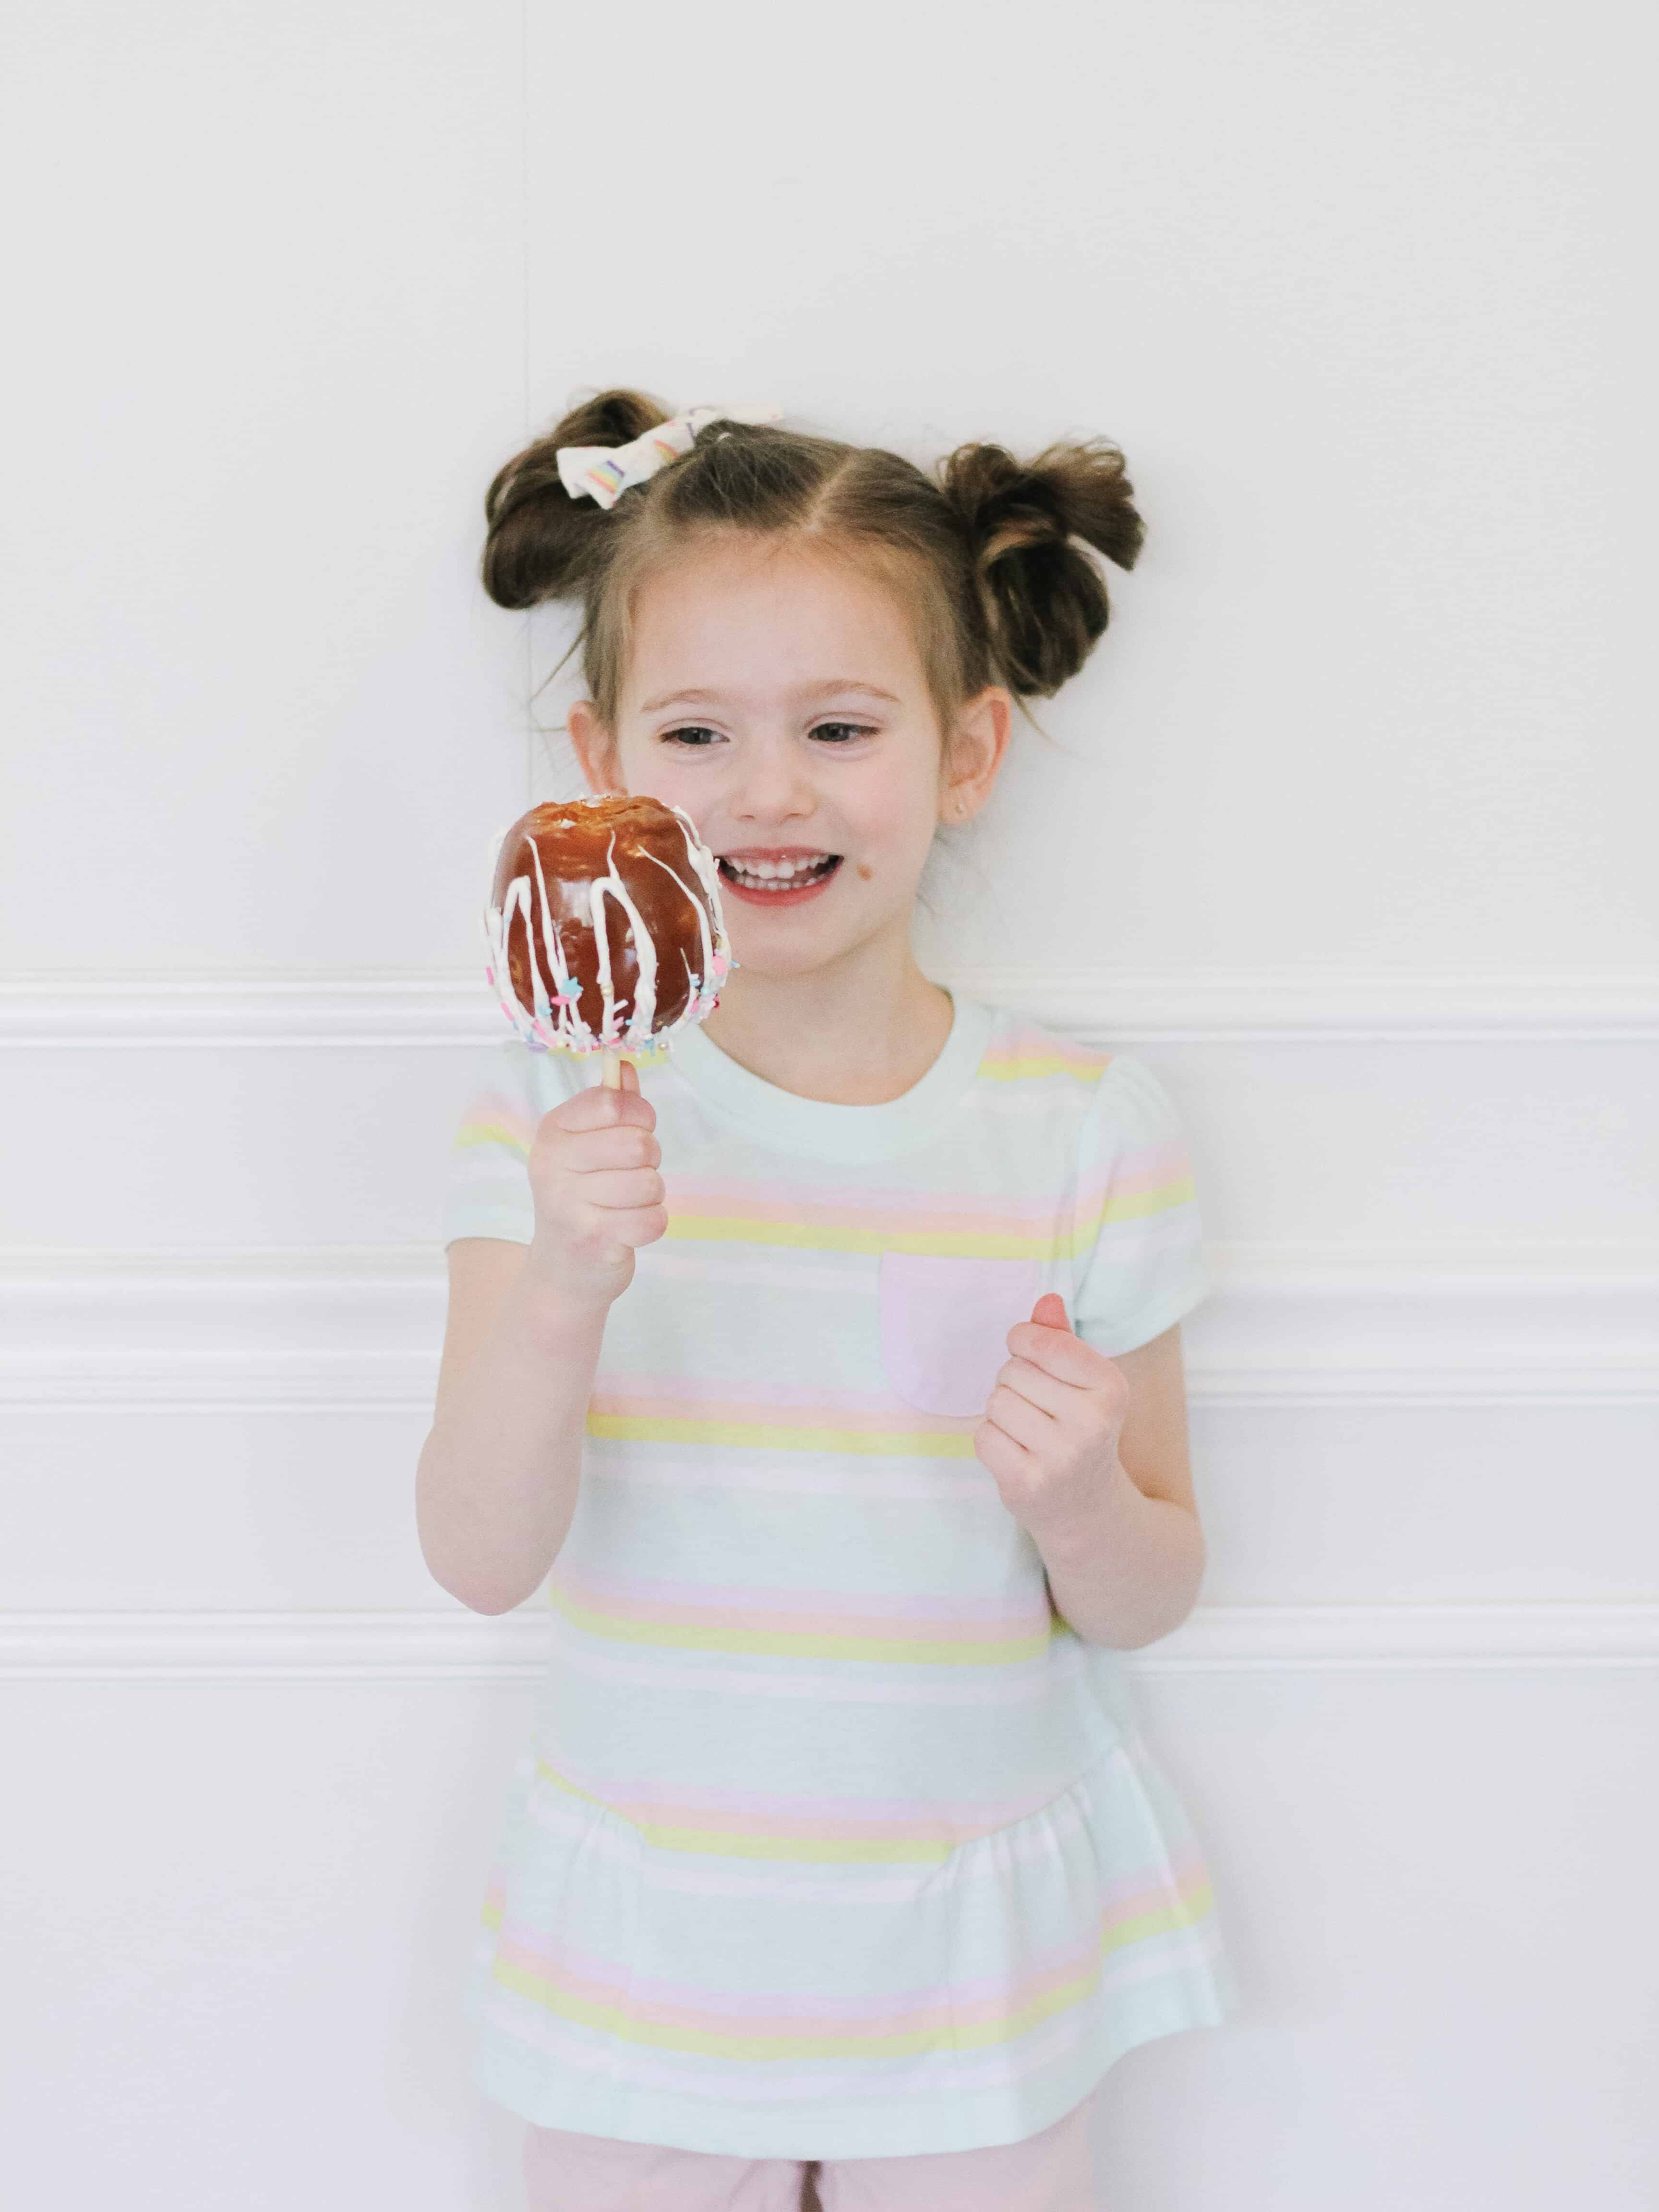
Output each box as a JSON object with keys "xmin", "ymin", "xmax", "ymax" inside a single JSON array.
[{"xmin": 877, "ymin": 1253, "xmax": 1042, "ymax": 1418}]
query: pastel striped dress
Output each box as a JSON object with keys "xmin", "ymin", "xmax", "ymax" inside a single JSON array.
[{"xmin": 439, "ymin": 994, "xmax": 1234, "ymax": 2157}]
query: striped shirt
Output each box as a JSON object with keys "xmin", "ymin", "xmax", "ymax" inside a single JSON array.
[{"xmin": 441, "ymin": 994, "xmax": 1233, "ymax": 2157}]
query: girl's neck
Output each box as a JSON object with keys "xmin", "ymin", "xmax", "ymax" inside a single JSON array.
[{"xmin": 698, "ymin": 929, "xmax": 954, "ymax": 1106}]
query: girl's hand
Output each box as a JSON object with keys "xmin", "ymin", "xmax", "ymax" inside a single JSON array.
[
  {"xmin": 524, "ymin": 1060, "xmax": 667, "ymax": 1311},
  {"xmin": 974, "ymin": 1294, "xmax": 1131, "ymax": 1541}
]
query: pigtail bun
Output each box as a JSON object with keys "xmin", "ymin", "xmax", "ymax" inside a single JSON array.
[
  {"xmin": 938, "ymin": 438, "xmax": 1145, "ymax": 697},
  {"xmin": 481, "ymin": 387, "xmax": 672, "ymax": 609}
]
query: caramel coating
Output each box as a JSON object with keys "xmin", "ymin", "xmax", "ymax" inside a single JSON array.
[{"xmin": 490, "ymin": 793, "xmax": 723, "ymax": 1045}]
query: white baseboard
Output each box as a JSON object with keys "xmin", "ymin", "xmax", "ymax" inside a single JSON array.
[
  {"xmin": 3, "ymin": 966, "xmax": 1657, "ymax": 1045},
  {"xmin": 2, "ymin": 1603, "xmax": 1653, "ymax": 1680}
]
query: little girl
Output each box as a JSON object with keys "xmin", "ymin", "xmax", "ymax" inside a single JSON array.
[{"xmin": 417, "ymin": 392, "xmax": 1235, "ymax": 2212}]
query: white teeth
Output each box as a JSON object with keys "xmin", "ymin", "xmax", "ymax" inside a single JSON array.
[{"xmin": 721, "ymin": 853, "xmax": 835, "ymax": 889}]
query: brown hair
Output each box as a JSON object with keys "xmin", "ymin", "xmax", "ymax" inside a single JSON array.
[{"xmin": 481, "ymin": 388, "xmax": 1145, "ymax": 731}]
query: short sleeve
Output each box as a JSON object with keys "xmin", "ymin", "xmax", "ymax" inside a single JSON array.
[
  {"xmin": 1069, "ymin": 1053, "xmax": 1212, "ymax": 1356},
  {"xmin": 438, "ymin": 1038, "xmax": 583, "ymax": 1248}
]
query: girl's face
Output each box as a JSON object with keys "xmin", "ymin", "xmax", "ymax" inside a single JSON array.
[{"xmin": 569, "ymin": 537, "xmax": 1010, "ymax": 983}]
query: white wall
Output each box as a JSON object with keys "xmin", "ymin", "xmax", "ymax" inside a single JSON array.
[{"xmin": 2, "ymin": 2, "xmax": 1655, "ymax": 2207}]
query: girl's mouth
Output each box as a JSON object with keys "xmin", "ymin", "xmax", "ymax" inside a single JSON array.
[{"xmin": 716, "ymin": 851, "xmax": 843, "ymax": 908}]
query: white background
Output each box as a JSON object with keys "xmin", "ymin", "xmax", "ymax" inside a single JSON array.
[{"xmin": 2, "ymin": 2, "xmax": 1656, "ymax": 2206}]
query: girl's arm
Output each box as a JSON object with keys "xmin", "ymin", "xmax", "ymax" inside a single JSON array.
[
  {"xmin": 974, "ymin": 1304, "xmax": 1206, "ymax": 1649},
  {"xmin": 415, "ymin": 1070, "xmax": 664, "ymax": 1615}
]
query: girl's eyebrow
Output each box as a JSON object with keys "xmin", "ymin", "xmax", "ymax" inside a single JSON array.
[
  {"xmin": 809, "ymin": 681, "xmax": 903, "ymax": 705},
  {"xmin": 640, "ymin": 681, "xmax": 904, "ymax": 712},
  {"xmin": 640, "ymin": 688, "xmax": 724, "ymax": 712}
]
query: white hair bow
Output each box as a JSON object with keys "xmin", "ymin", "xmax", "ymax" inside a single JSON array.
[{"xmin": 556, "ymin": 404, "xmax": 781, "ymax": 510}]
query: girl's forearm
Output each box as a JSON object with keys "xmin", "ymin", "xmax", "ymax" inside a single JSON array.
[
  {"xmin": 1030, "ymin": 1458, "xmax": 1206, "ymax": 1649},
  {"xmin": 415, "ymin": 1276, "xmax": 606, "ymax": 1616}
]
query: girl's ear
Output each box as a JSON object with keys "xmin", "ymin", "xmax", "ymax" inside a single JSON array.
[
  {"xmin": 568, "ymin": 699, "xmax": 623, "ymax": 794},
  {"xmin": 939, "ymin": 685, "xmax": 1012, "ymax": 826}
]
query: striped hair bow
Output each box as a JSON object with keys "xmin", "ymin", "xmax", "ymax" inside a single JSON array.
[{"xmin": 556, "ymin": 403, "xmax": 782, "ymax": 510}]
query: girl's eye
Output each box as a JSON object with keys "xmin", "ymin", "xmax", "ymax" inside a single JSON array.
[{"xmin": 658, "ymin": 720, "xmax": 876, "ymax": 747}]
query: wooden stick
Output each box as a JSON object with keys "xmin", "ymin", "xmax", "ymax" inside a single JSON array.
[{"xmin": 601, "ymin": 1047, "xmax": 624, "ymax": 1090}]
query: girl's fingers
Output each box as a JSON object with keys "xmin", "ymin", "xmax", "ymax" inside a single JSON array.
[
  {"xmin": 983, "ymin": 1382, "xmax": 1056, "ymax": 1453},
  {"xmin": 992, "ymin": 1355, "xmax": 1080, "ymax": 1421},
  {"xmin": 558, "ymin": 1125, "xmax": 661, "ymax": 1176},
  {"xmin": 580, "ymin": 1167, "xmax": 666, "ymax": 1213},
  {"xmin": 609, "ymin": 1203, "xmax": 669, "ymax": 1249},
  {"xmin": 1006, "ymin": 1318, "xmax": 1112, "ymax": 1386},
  {"xmin": 546, "ymin": 1085, "xmax": 655, "ymax": 1135},
  {"xmin": 973, "ymin": 1420, "xmax": 1034, "ymax": 1487}
]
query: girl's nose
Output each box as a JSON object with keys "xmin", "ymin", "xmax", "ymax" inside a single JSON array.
[{"xmin": 728, "ymin": 745, "xmax": 816, "ymax": 825}]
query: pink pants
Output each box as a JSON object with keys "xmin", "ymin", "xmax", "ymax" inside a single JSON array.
[{"xmin": 522, "ymin": 2093, "xmax": 1097, "ymax": 2212}]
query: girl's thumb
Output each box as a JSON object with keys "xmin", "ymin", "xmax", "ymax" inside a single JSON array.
[{"xmin": 1031, "ymin": 1292, "xmax": 1073, "ymax": 1333}]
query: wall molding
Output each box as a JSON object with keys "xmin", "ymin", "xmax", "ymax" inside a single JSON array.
[
  {"xmin": 2, "ymin": 1603, "xmax": 1654, "ymax": 1680},
  {"xmin": 2, "ymin": 1245, "xmax": 1655, "ymax": 1408},
  {"xmin": 4, "ymin": 966, "xmax": 1657, "ymax": 1046}
]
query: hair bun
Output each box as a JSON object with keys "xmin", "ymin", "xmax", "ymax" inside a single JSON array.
[
  {"xmin": 938, "ymin": 437, "xmax": 1145, "ymax": 697},
  {"xmin": 481, "ymin": 387, "xmax": 672, "ymax": 610}
]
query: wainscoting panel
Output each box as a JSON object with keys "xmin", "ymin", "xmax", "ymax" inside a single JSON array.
[{"xmin": 4, "ymin": 974, "xmax": 1656, "ymax": 1253}]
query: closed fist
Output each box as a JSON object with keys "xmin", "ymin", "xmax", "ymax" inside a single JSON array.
[
  {"xmin": 974, "ymin": 1293, "xmax": 1132, "ymax": 1539},
  {"xmin": 525, "ymin": 1059, "xmax": 667, "ymax": 1308}
]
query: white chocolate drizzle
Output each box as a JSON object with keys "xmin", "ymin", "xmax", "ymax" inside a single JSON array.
[{"xmin": 482, "ymin": 796, "xmax": 732, "ymax": 1059}]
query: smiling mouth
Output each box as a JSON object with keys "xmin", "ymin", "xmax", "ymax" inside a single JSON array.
[{"xmin": 717, "ymin": 852, "xmax": 843, "ymax": 896}]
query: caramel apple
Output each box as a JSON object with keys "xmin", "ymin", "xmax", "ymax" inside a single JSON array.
[{"xmin": 484, "ymin": 793, "xmax": 730, "ymax": 1063}]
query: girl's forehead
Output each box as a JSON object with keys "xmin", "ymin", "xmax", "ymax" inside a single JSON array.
[{"xmin": 625, "ymin": 539, "xmax": 926, "ymax": 704}]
